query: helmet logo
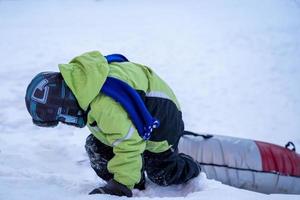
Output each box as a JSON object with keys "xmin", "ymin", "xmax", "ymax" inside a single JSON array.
[{"xmin": 31, "ymin": 79, "xmax": 49, "ymax": 104}]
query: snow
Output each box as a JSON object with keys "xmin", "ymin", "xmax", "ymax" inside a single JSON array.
[{"xmin": 0, "ymin": 0, "xmax": 300, "ymax": 199}]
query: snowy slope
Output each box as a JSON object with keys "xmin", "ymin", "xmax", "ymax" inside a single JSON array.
[{"xmin": 0, "ymin": 0, "xmax": 300, "ymax": 199}]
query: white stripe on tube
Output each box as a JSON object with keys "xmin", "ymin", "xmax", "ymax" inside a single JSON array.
[{"xmin": 178, "ymin": 134, "xmax": 262, "ymax": 171}]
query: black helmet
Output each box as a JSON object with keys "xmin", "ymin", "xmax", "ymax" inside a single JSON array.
[{"xmin": 25, "ymin": 72, "xmax": 86, "ymax": 128}]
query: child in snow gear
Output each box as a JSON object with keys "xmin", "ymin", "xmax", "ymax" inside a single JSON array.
[{"xmin": 25, "ymin": 51, "xmax": 200, "ymax": 197}]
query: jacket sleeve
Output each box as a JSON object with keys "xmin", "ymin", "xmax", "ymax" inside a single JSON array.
[{"xmin": 90, "ymin": 94, "xmax": 146, "ymax": 189}]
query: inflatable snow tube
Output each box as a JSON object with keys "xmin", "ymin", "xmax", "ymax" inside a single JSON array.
[{"xmin": 178, "ymin": 131, "xmax": 300, "ymax": 194}]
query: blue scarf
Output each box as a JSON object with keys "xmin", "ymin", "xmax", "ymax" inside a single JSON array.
[{"xmin": 101, "ymin": 54, "xmax": 160, "ymax": 140}]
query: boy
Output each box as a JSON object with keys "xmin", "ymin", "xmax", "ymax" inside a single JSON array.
[{"xmin": 25, "ymin": 51, "xmax": 200, "ymax": 197}]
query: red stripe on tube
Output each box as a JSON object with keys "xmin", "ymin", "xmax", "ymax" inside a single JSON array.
[{"xmin": 255, "ymin": 141, "xmax": 300, "ymax": 176}]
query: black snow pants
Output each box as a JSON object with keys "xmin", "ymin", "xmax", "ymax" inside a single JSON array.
[{"xmin": 85, "ymin": 134, "xmax": 200, "ymax": 188}]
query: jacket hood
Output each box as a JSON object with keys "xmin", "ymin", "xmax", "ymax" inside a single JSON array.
[{"xmin": 58, "ymin": 51, "xmax": 109, "ymax": 110}]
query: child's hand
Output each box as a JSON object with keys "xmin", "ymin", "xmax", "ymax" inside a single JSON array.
[{"xmin": 89, "ymin": 179, "xmax": 132, "ymax": 197}]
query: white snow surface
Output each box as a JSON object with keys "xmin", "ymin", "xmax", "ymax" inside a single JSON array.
[{"xmin": 0, "ymin": 0, "xmax": 300, "ymax": 199}]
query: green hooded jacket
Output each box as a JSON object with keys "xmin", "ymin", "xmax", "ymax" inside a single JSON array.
[{"xmin": 59, "ymin": 51, "xmax": 182, "ymax": 189}]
